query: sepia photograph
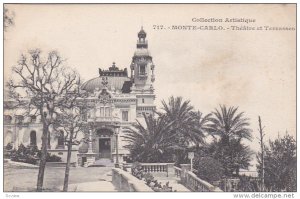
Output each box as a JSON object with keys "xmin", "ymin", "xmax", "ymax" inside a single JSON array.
[{"xmin": 2, "ymin": 3, "xmax": 297, "ymax": 195}]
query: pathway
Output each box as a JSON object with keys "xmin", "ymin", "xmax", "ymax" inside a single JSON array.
[
  {"xmin": 155, "ymin": 175, "xmax": 191, "ymax": 192},
  {"xmin": 67, "ymin": 171, "xmax": 117, "ymax": 191}
]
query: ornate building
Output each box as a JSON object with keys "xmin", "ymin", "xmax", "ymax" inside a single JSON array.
[{"xmin": 3, "ymin": 27, "xmax": 156, "ymax": 167}]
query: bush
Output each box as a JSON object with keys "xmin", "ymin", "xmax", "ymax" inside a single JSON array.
[
  {"xmin": 195, "ymin": 156, "xmax": 224, "ymax": 183},
  {"xmin": 9, "ymin": 144, "xmax": 62, "ymax": 165},
  {"xmin": 5, "ymin": 142, "xmax": 13, "ymax": 150},
  {"xmin": 46, "ymin": 153, "xmax": 62, "ymax": 162}
]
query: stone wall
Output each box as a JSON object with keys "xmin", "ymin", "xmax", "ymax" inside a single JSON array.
[{"xmin": 112, "ymin": 168, "xmax": 153, "ymax": 192}]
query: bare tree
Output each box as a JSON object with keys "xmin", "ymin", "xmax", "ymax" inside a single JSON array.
[
  {"xmin": 7, "ymin": 49, "xmax": 81, "ymax": 191},
  {"xmin": 54, "ymin": 104, "xmax": 87, "ymax": 192},
  {"xmin": 257, "ymin": 116, "xmax": 265, "ymax": 191}
]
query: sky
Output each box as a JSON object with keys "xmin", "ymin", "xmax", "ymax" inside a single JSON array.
[{"xmin": 4, "ymin": 4, "xmax": 296, "ymax": 155}]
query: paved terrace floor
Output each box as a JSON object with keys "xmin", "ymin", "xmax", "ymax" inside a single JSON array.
[
  {"xmin": 4, "ymin": 160, "xmax": 190, "ymax": 192},
  {"xmin": 4, "ymin": 160, "xmax": 116, "ymax": 192}
]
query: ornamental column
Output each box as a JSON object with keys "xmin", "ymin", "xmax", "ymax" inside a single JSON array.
[{"xmin": 88, "ymin": 129, "xmax": 93, "ymax": 153}]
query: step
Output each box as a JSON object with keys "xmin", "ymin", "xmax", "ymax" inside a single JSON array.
[{"xmin": 89, "ymin": 158, "xmax": 114, "ymax": 167}]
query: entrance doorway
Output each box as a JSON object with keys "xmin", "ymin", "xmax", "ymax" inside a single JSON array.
[{"xmin": 99, "ymin": 138, "xmax": 111, "ymax": 158}]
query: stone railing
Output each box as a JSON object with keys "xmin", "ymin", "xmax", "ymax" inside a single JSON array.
[
  {"xmin": 140, "ymin": 163, "xmax": 174, "ymax": 177},
  {"xmin": 179, "ymin": 164, "xmax": 222, "ymax": 192},
  {"xmin": 185, "ymin": 171, "xmax": 222, "ymax": 192},
  {"xmin": 112, "ymin": 168, "xmax": 153, "ymax": 192}
]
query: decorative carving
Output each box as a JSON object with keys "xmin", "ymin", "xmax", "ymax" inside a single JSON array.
[
  {"xmin": 98, "ymin": 89, "xmax": 111, "ymax": 104},
  {"xmin": 101, "ymin": 77, "xmax": 108, "ymax": 87}
]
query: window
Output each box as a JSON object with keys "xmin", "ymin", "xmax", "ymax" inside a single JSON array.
[
  {"xmin": 122, "ymin": 111, "xmax": 129, "ymax": 121},
  {"xmin": 142, "ymin": 98, "xmax": 145, "ymax": 103},
  {"xmin": 100, "ymin": 107, "xmax": 104, "ymax": 117},
  {"xmin": 4, "ymin": 115, "xmax": 12, "ymax": 124},
  {"xmin": 105, "ymin": 107, "xmax": 110, "ymax": 117},
  {"xmin": 15, "ymin": 115, "xmax": 24, "ymax": 124},
  {"xmin": 30, "ymin": 115, "xmax": 36, "ymax": 123},
  {"xmin": 140, "ymin": 65, "xmax": 146, "ymax": 75},
  {"xmin": 30, "ymin": 131, "xmax": 37, "ymax": 146},
  {"xmin": 57, "ymin": 130, "xmax": 64, "ymax": 148}
]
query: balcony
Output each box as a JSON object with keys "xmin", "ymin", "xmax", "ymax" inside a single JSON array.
[{"xmin": 87, "ymin": 116, "xmax": 120, "ymax": 123}]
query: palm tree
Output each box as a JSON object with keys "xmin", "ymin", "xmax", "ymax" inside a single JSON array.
[
  {"xmin": 206, "ymin": 105, "xmax": 253, "ymax": 177},
  {"xmin": 161, "ymin": 96, "xmax": 208, "ymax": 145},
  {"xmin": 207, "ymin": 105, "xmax": 252, "ymax": 143},
  {"xmin": 122, "ymin": 113, "xmax": 179, "ymax": 163}
]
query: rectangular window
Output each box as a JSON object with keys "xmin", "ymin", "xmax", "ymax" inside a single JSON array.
[
  {"xmin": 122, "ymin": 111, "xmax": 129, "ymax": 121},
  {"xmin": 100, "ymin": 107, "xmax": 104, "ymax": 117},
  {"xmin": 105, "ymin": 107, "xmax": 110, "ymax": 117},
  {"xmin": 140, "ymin": 65, "xmax": 146, "ymax": 75}
]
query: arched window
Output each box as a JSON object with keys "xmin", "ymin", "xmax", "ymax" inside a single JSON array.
[
  {"xmin": 30, "ymin": 131, "xmax": 37, "ymax": 146},
  {"xmin": 57, "ymin": 131, "xmax": 64, "ymax": 148}
]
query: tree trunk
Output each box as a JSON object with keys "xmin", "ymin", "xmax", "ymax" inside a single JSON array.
[
  {"xmin": 63, "ymin": 134, "xmax": 73, "ymax": 192},
  {"xmin": 36, "ymin": 123, "xmax": 49, "ymax": 191}
]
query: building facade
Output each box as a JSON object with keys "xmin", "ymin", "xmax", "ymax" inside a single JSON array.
[{"xmin": 3, "ymin": 27, "xmax": 156, "ymax": 166}]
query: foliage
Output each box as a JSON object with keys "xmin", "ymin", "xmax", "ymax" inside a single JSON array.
[
  {"xmin": 10, "ymin": 144, "xmax": 62, "ymax": 165},
  {"xmin": 10, "ymin": 144, "xmax": 40, "ymax": 165},
  {"xmin": 123, "ymin": 114, "xmax": 176, "ymax": 163},
  {"xmin": 206, "ymin": 105, "xmax": 253, "ymax": 177},
  {"xmin": 207, "ymin": 139, "xmax": 254, "ymax": 177},
  {"xmin": 207, "ymin": 105, "xmax": 252, "ymax": 143},
  {"xmin": 5, "ymin": 142, "xmax": 14, "ymax": 150},
  {"xmin": 257, "ymin": 134, "xmax": 296, "ymax": 192},
  {"xmin": 4, "ymin": 8, "xmax": 14, "ymax": 31},
  {"xmin": 236, "ymin": 176, "xmax": 260, "ymax": 192},
  {"xmin": 194, "ymin": 156, "xmax": 224, "ymax": 183},
  {"xmin": 161, "ymin": 96, "xmax": 211, "ymax": 146}
]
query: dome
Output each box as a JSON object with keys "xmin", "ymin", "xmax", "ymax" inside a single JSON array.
[
  {"xmin": 134, "ymin": 48, "xmax": 151, "ymax": 57},
  {"xmin": 138, "ymin": 27, "xmax": 147, "ymax": 38},
  {"xmin": 81, "ymin": 76, "xmax": 130, "ymax": 93}
]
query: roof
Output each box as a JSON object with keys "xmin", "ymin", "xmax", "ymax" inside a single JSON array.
[
  {"xmin": 81, "ymin": 76, "xmax": 131, "ymax": 93},
  {"xmin": 138, "ymin": 27, "xmax": 147, "ymax": 38}
]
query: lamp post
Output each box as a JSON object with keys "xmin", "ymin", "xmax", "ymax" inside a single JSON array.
[{"xmin": 114, "ymin": 124, "xmax": 120, "ymax": 168}]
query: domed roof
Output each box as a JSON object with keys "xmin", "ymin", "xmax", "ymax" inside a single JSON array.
[
  {"xmin": 81, "ymin": 76, "xmax": 130, "ymax": 93},
  {"xmin": 134, "ymin": 48, "xmax": 151, "ymax": 57}
]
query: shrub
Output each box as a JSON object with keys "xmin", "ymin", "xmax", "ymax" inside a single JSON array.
[
  {"xmin": 46, "ymin": 153, "xmax": 62, "ymax": 162},
  {"xmin": 5, "ymin": 142, "xmax": 13, "ymax": 150},
  {"xmin": 195, "ymin": 156, "xmax": 224, "ymax": 183},
  {"xmin": 9, "ymin": 144, "xmax": 62, "ymax": 165}
]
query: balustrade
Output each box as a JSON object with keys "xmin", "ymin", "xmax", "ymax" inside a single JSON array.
[
  {"xmin": 184, "ymin": 171, "xmax": 222, "ymax": 192},
  {"xmin": 141, "ymin": 163, "xmax": 167, "ymax": 173}
]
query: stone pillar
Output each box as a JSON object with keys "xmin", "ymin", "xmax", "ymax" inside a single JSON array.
[
  {"xmin": 180, "ymin": 164, "xmax": 191, "ymax": 183},
  {"xmin": 166, "ymin": 163, "xmax": 175, "ymax": 177},
  {"xmin": 88, "ymin": 129, "xmax": 93, "ymax": 153}
]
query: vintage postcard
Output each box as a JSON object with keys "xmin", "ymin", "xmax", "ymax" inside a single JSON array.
[{"xmin": 2, "ymin": 3, "xmax": 296, "ymax": 195}]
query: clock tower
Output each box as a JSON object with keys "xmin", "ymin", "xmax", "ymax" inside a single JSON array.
[{"xmin": 130, "ymin": 27, "xmax": 156, "ymax": 116}]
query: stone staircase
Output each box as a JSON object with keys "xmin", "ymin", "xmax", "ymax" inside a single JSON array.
[{"xmin": 89, "ymin": 158, "xmax": 114, "ymax": 167}]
